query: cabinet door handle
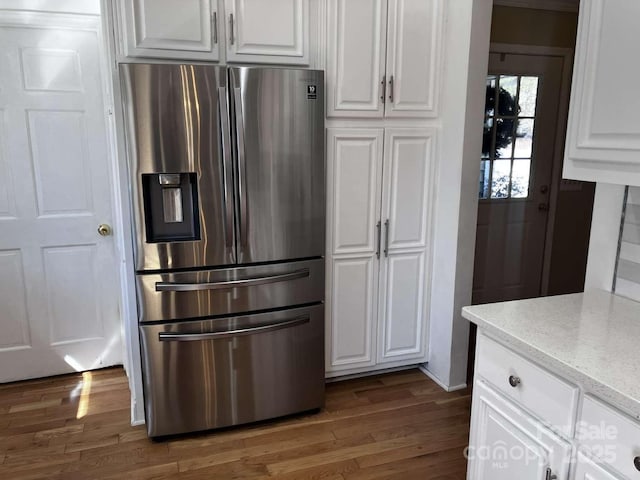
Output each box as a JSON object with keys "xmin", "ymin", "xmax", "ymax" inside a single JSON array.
[
  {"xmin": 384, "ymin": 219, "xmax": 390, "ymax": 257},
  {"xmin": 388, "ymin": 75, "xmax": 394, "ymax": 103},
  {"xmin": 229, "ymin": 13, "xmax": 235, "ymax": 45},
  {"xmin": 545, "ymin": 468, "xmax": 557, "ymax": 480},
  {"xmin": 508, "ymin": 375, "xmax": 521, "ymax": 388},
  {"xmin": 380, "ymin": 76, "xmax": 386, "ymax": 102},
  {"xmin": 376, "ymin": 220, "xmax": 381, "ymax": 259},
  {"xmin": 212, "ymin": 11, "xmax": 218, "ymax": 44},
  {"xmin": 634, "ymin": 456, "xmax": 640, "ymax": 472}
]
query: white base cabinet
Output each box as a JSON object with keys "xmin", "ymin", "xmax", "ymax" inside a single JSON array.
[
  {"xmin": 468, "ymin": 332, "xmax": 638, "ymax": 480},
  {"xmin": 468, "ymin": 380, "xmax": 571, "ymax": 480},
  {"xmin": 573, "ymin": 454, "xmax": 620, "ymax": 480},
  {"xmin": 326, "ymin": 127, "xmax": 435, "ymax": 375}
]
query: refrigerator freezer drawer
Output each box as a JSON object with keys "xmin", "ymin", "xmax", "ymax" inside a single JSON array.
[
  {"xmin": 139, "ymin": 304, "xmax": 325, "ymax": 437},
  {"xmin": 136, "ymin": 258, "xmax": 324, "ymax": 323}
]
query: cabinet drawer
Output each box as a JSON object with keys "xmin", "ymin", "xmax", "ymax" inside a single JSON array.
[
  {"xmin": 476, "ymin": 334, "xmax": 578, "ymax": 437},
  {"xmin": 579, "ymin": 396, "xmax": 640, "ymax": 479}
]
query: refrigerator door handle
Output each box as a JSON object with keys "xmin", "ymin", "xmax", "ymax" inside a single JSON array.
[
  {"xmin": 233, "ymin": 86, "xmax": 248, "ymax": 247},
  {"xmin": 155, "ymin": 268, "xmax": 310, "ymax": 292},
  {"xmin": 218, "ymin": 86, "xmax": 234, "ymax": 249},
  {"xmin": 158, "ymin": 315, "xmax": 310, "ymax": 341}
]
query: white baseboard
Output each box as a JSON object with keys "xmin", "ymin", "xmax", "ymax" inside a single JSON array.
[
  {"xmin": 418, "ymin": 365, "xmax": 467, "ymax": 392},
  {"xmin": 325, "ymin": 365, "xmax": 417, "ymax": 383}
]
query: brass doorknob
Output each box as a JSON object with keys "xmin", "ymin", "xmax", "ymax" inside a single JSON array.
[{"xmin": 97, "ymin": 224, "xmax": 112, "ymax": 236}]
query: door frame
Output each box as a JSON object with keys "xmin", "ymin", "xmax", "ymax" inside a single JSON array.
[
  {"xmin": 99, "ymin": 0, "xmax": 145, "ymax": 425},
  {"xmin": 487, "ymin": 43, "xmax": 574, "ymax": 297}
]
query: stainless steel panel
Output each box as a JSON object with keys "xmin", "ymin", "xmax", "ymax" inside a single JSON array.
[
  {"xmin": 120, "ymin": 63, "xmax": 235, "ymax": 271},
  {"xmin": 139, "ymin": 304, "xmax": 324, "ymax": 437},
  {"xmin": 136, "ymin": 258, "xmax": 324, "ymax": 323},
  {"xmin": 229, "ymin": 67, "xmax": 325, "ymax": 264}
]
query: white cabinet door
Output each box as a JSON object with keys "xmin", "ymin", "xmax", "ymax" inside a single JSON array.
[
  {"xmin": 377, "ymin": 128, "xmax": 434, "ymax": 364},
  {"xmin": 121, "ymin": 0, "xmax": 219, "ymax": 61},
  {"xmin": 573, "ymin": 454, "xmax": 623, "ymax": 480},
  {"xmin": 225, "ymin": 0, "xmax": 309, "ymax": 65},
  {"xmin": 326, "ymin": 0, "xmax": 388, "ymax": 118},
  {"xmin": 468, "ymin": 381, "xmax": 571, "ymax": 480},
  {"xmin": 563, "ymin": 0, "xmax": 640, "ymax": 185},
  {"xmin": 326, "ymin": 129, "xmax": 384, "ymax": 373},
  {"xmin": 385, "ymin": 0, "xmax": 443, "ymax": 118}
]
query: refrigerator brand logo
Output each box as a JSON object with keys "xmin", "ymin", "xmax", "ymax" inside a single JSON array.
[{"xmin": 307, "ymin": 85, "xmax": 317, "ymax": 100}]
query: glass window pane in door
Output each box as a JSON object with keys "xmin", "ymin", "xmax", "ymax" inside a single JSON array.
[
  {"xmin": 496, "ymin": 118, "xmax": 515, "ymax": 158},
  {"xmin": 511, "ymin": 159, "xmax": 531, "ymax": 198},
  {"xmin": 479, "ymin": 159, "xmax": 490, "ymax": 198},
  {"xmin": 486, "ymin": 77, "xmax": 497, "ymax": 116},
  {"xmin": 498, "ymin": 76, "xmax": 518, "ymax": 116},
  {"xmin": 514, "ymin": 119, "xmax": 535, "ymax": 158},
  {"xmin": 491, "ymin": 159, "xmax": 511, "ymax": 199},
  {"xmin": 482, "ymin": 117, "xmax": 493, "ymax": 159},
  {"xmin": 519, "ymin": 77, "xmax": 539, "ymax": 116}
]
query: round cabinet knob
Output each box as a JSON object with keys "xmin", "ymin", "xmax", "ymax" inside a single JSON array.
[
  {"xmin": 97, "ymin": 224, "xmax": 112, "ymax": 237},
  {"xmin": 634, "ymin": 456, "xmax": 640, "ymax": 472},
  {"xmin": 508, "ymin": 375, "xmax": 521, "ymax": 388}
]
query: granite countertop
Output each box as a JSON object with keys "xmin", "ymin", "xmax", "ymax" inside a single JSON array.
[{"xmin": 462, "ymin": 289, "xmax": 640, "ymax": 421}]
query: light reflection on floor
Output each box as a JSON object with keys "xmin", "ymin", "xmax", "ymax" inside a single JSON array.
[{"xmin": 76, "ymin": 371, "xmax": 92, "ymax": 419}]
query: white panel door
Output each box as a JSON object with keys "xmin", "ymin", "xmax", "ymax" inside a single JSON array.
[
  {"xmin": 328, "ymin": 257, "xmax": 379, "ymax": 371},
  {"xmin": 326, "ymin": 129, "xmax": 384, "ymax": 372},
  {"xmin": 573, "ymin": 454, "xmax": 622, "ymax": 480},
  {"xmin": 563, "ymin": 0, "xmax": 640, "ymax": 183},
  {"xmin": 377, "ymin": 128, "xmax": 434, "ymax": 363},
  {"xmin": 385, "ymin": 0, "xmax": 443, "ymax": 117},
  {"xmin": 0, "ymin": 12, "xmax": 122, "ymax": 382},
  {"xmin": 468, "ymin": 381, "xmax": 571, "ymax": 480},
  {"xmin": 326, "ymin": 0, "xmax": 388, "ymax": 118},
  {"xmin": 121, "ymin": 0, "xmax": 219, "ymax": 61},
  {"xmin": 225, "ymin": 0, "xmax": 309, "ymax": 65},
  {"xmin": 329, "ymin": 129, "xmax": 384, "ymax": 256}
]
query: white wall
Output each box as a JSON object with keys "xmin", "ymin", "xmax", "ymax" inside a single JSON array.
[
  {"xmin": 584, "ymin": 183, "xmax": 625, "ymax": 292},
  {"xmin": 423, "ymin": 0, "xmax": 493, "ymax": 389},
  {"xmin": 615, "ymin": 186, "xmax": 640, "ymax": 301}
]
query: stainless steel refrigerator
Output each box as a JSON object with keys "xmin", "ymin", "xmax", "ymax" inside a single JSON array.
[{"xmin": 120, "ymin": 64, "xmax": 325, "ymax": 437}]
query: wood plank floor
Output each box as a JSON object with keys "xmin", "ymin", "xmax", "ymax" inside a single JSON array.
[{"xmin": 0, "ymin": 367, "xmax": 471, "ymax": 479}]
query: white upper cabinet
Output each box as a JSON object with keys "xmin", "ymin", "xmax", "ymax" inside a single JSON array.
[
  {"xmin": 326, "ymin": 0, "xmax": 387, "ymax": 118},
  {"xmin": 327, "ymin": 0, "xmax": 443, "ymax": 118},
  {"xmin": 563, "ymin": 0, "xmax": 640, "ymax": 185},
  {"xmin": 119, "ymin": 0, "xmax": 310, "ymax": 65},
  {"xmin": 225, "ymin": 0, "xmax": 309, "ymax": 65},
  {"xmin": 121, "ymin": 0, "xmax": 220, "ymax": 61},
  {"xmin": 384, "ymin": 0, "xmax": 442, "ymax": 118}
]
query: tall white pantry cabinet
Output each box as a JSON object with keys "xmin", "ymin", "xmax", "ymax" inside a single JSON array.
[{"xmin": 325, "ymin": 0, "xmax": 444, "ymax": 376}]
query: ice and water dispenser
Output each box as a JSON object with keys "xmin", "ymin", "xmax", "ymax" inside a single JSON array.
[{"xmin": 141, "ymin": 173, "xmax": 200, "ymax": 243}]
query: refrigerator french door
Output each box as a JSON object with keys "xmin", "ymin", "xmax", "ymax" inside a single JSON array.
[{"xmin": 120, "ymin": 64, "xmax": 325, "ymax": 437}]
